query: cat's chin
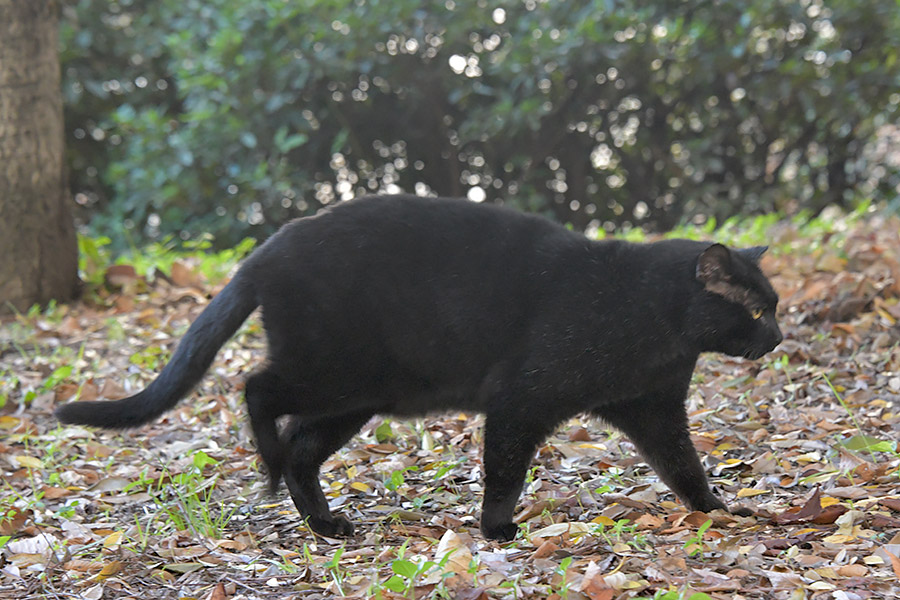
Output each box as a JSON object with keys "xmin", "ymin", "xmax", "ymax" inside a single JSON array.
[
  {"xmin": 717, "ymin": 347, "xmax": 769, "ymax": 360},
  {"xmin": 719, "ymin": 340, "xmax": 780, "ymax": 360},
  {"xmin": 742, "ymin": 345, "xmax": 778, "ymax": 360}
]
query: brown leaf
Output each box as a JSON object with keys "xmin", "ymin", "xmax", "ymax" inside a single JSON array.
[
  {"xmin": 0, "ymin": 508, "xmax": 30, "ymax": 536},
  {"xmin": 435, "ymin": 529, "xmax": 474, "ymax": 582},
  {"xmin": 881, "ymin": 498, "xmax": 900, "ymax": 512},
  {"xmin": 105, "ymin": 264, "xmax": 138, "ymax": 287},
  {"xmin": 811, "ymin": 504, "xmax": 848, "ymax": 525},
  {"xmin": 365, "ymin": 443, "xmax": 401, "ymax": 454},
  {"xmin": 773, "ymin": 487, "xmax": 826, "ymax": 524},
  {"xmin": 98, "ymin": 560, "xmax": 122, "ymax": 579},
  {"xmin": 454, "ymin": 587, "xmax": 490, "ymax": 600},
  {"xmin": 98, "ymin": 379, "xmax": 128, "ymax": 400},
  {"xmin": 827, "ymin": 485, "xmax": 869, "ymax": 500},
  {"xmin": 206, "ymin": 582, "xmax": 229, "ymax": 600},
  {"xmin": 568, "ymin": 426, "xmax": 592, "ymax": 442},
  {"xmin": 161, "ymin": 562, "xmax": 205, "ymax": 574},
  {"xmin": 215, "ymin": 539, "xmax": 249, "ymax": 552},
  {"xmin": 580, "ymin": 561, "xmax": 615, "ymax": 600},
  {"xmin": 828, "ymin": 296, "xmax": 871, "ymax": 322},
  {"xmin": 515, "ymin": 499, "xmax": 553, "ymax": 523},
  {"xmin": 884, "ymin": 548, "xmax": 900, "ymax": 582},
  {"xmin": 760, "ymin": 534, "xmax": 816, "ymax": 554},
  {"xmin": 170, "ymin": 261, "xmax": 201, "ymax": 287},
  {"xmin": 530, "ymin": 540, "xmax": 560, "ymax": 560},
  {"xmin": 63, "ymin": 559, "xmax": 103, "ymax": 573},
  {"xmin": 86, "ymin": 441, "xmax": 115, "ymax": 459},
  {"xmin": 78, "ymin": 380, "xmax": 100, "ymax": 402},
  {"xmin": 793, "ymin": 278, "xmax": 830, "ymax": 303},
  {"xmin": 634, "ymin": 513, "xmax": 665, "ymax": 530},
  {"xmin": 871, "ymin": 514, "xmax": 900, "ymax": 529},
  {"xmin": 816, "ymin": 253, "xmax": 846, "ymax": 273},
  {"xmin": 136, "ymin": 307, "xmax": 161, "ymax": 325},
  {"xmin": 726, "ymin": 568, "xmax": 750, "ymax": 579},
  {"xmin": 40, "ymin": 486, "xmax": 71, "ymax": 500},
  {"xmin": 836, "ymin": 564, "xmax": 867, "ymax": 578},
  {"xmin": 690, "ymin": 434, "xmax": 717, "ymax": 453},
  {"xmin": 151, "ymin": 569, "xmax": 176, "ymax": 583},
  {"xmin": 683, "ymin": 511, "xmax": 714, "ymax": 528},
  {"xmin": 54, "ymin": 383, "xmax": 80, "ymax": 402},
  {"xmin": 0, "ymin": 416, "xmax": 22, "ymax": 431},
  {"xmin": 831, "ymin": 322, "xmax": 856, "ymax": 335},
  {"xmin": 113, "ymin": 295, "xmax": 135, "ymax": 313}
]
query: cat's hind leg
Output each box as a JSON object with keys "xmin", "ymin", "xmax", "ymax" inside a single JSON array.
[
  {"xmin": 281, "ymin": 411, "xmax": 373, "ymax": 537},
  {"xmin": 245, "ymin": 369, "xmax": 302, "ymax": 492}
]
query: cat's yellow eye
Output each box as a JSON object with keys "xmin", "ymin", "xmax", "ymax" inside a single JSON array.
[{"xmin": 750, "ymin": 308, "xmax": 763, "ymax": 320}]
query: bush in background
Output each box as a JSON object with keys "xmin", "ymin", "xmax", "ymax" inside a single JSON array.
[{"xmin": 61, "ymin": 0, "xmax": 900, "ymax": 249}]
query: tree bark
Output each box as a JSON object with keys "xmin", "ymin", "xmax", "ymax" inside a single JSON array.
[{"xmin": 0, "ymin": 0, "xmax": 79, "ymax": 313}]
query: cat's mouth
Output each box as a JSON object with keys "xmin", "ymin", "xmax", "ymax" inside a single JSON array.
[{"xmin": 743, "ymin": 344, "xmax": 779, "ymax": 360}]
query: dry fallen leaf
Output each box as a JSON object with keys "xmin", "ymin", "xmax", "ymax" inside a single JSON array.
[
  {"xmin": 206, "ymin": 582, "xmax": 229, "ymax": 600},
  {"xmin": 579, "ymin": 561, "xmax": 616, "ymax": 600},
  {"xmin": 98, "ymin": 560, "xmax": 122, "ymax": 579},
  {"xmin": 170, "ymin": 260, "xmax": 202, "ymax": 288},
  {"xmin": 434, "ymin": 529, "xmax": 474, "ymax": 584},
  {"xmin": 885, "ymin": 549, "xmax": 900, "ymax": 582}
]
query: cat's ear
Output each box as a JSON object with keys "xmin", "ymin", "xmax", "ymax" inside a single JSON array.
[
  {"xmin": 738, "ymin": 245, "xmax": 768, "ymax": 263},
  {"xmin": 696, "ymin": 243, "xmax": 732, "ymax": 285},
  {"xmin": 697, "ymin": 244, "xmax": 754, "ymax": 304}
]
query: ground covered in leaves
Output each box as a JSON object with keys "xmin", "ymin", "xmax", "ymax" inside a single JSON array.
[{"xmin": 2, "ymin": 208, "xmax": 900, "ymax": 600}]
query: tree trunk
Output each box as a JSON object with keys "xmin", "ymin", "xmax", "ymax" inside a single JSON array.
[{"xmin": 0, "ymin": 0, "xmax": 79, "ymax": 313}]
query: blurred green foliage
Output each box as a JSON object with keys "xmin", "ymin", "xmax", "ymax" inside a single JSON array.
[{"xmin": 60, "ymin": 0, "xmax": 900, "ymax": 250}]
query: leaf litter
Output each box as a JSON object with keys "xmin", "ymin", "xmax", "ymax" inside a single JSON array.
[{"xmin": 1, "ymin": 211, "xmax": 900, "ymax": 599}]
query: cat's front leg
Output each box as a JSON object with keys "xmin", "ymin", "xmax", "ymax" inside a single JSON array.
[
  {"xmin": 594, "ymin": 395, "xmax": 734, "ymax": 514},
  {"xmin": 480, "ymin": 410, "xmax": 556, "ymax": 541}
]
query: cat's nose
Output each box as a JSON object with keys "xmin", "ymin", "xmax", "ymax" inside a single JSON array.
[{"xmin": 772, "ymin": 328, "xmax": 783, "ymax": 348}]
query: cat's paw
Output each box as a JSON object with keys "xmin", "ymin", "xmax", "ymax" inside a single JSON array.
[
  {"xmin": 688, "ymin": 493, "xmax": 728, "ymax": 513},
  {"xmin": 729, "ymin": 505, "xmax": 754, "ymax": 517},
  {"xmin": 481, "ymin": 521, "xmax": 519, "ymax": 542},
  {"xmin": 308, "ymin": 514, "xmax": 355, "ymax": 538},
  {"xmin": 266, "ymin": 471, "xmax": 282, "ymax": 494}
]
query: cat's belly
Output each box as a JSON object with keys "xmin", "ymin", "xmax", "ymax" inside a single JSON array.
[{"xmin": 382, "ymin": 384, "xmax": 486, "ymax": 416}]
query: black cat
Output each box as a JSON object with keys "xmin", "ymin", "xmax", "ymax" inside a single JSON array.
[{"xmin": 56, "ymin": 195, "xmax": 782, "ymax": 541}]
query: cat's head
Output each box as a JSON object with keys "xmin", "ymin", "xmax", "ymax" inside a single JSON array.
[{"xmin": 690, "ymin": 243, "xmax": 782, "ymax": 360}]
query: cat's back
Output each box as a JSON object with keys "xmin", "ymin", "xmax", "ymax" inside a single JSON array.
[
  {"xmin": 301, "ymin": 194, "xmax": 561, "ymax": 243},
  {"xmin": 252, "ymin": 195, "xmax": 577, "ymax": 273}
]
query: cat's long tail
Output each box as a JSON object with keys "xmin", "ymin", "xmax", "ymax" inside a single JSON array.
[{"xmin": 55, "ymin": 273, "xmax": 258, "ymax": 428}]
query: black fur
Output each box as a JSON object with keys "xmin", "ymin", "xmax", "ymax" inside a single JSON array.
[{"xmin": 56, "ymin": 195, "xmax": 782, "ymax": 541}]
